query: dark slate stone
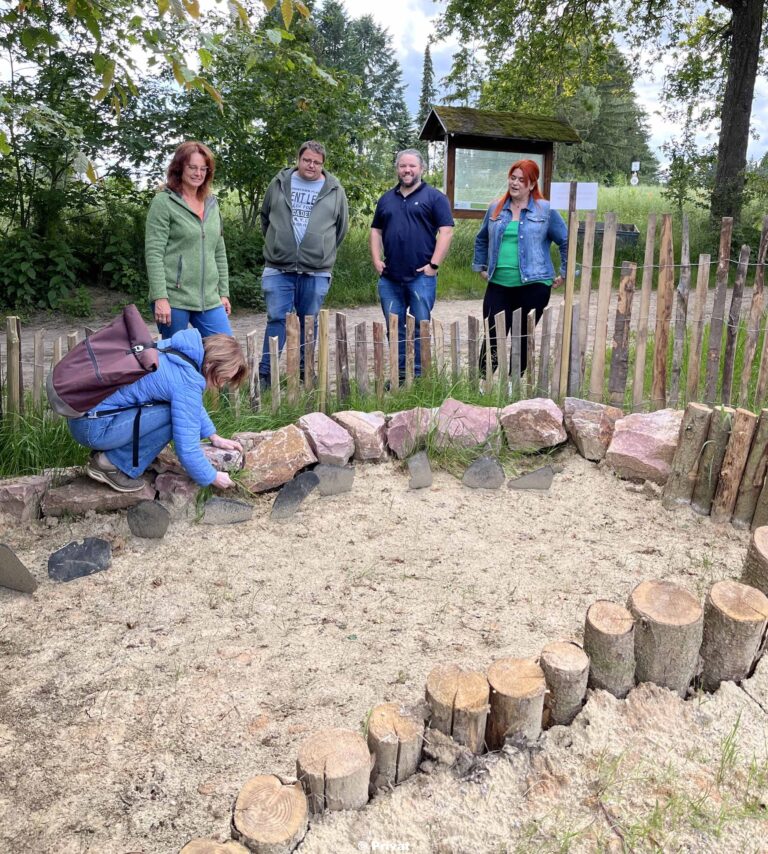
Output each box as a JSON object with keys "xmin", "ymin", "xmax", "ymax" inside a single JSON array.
[
  {"xmin": 508, "ymin": 466, "xmax": 555, "ymax": 491},
  {"xmin": 0, "ymin": 543, "xmax": 38, "ymax": 593},
  {"xmin": 127, "ymin": 500, "xmax": 171, "ymax": 539},
  {"xmin": 463, "ymin": 456, "xmax": 505, "ymax": 490},
  {"xmin": 407, "ymin": 451, "xmax": 433, "ymax": 490},
  {"xmin": 271, "ymin": 471, "xmax": 320, "ymax": 520},
  {"xmin": 315, "ymin": 464, "xmax": 355, "ymax": 496},
  {"xmin": 48, "ymin": 538, "xmax": 111, "ymax": 583},
  {"xmin": 200, "ymin": 497, "xmax": 253, "ymax": 525}
]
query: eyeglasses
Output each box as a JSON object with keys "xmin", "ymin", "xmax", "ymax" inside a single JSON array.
[
  {"xmin": 186, "ymin": 166, "xmax": 209, "ymax": 174},
  {"xmin": 300, "ymin": 157, "xmax": 324, "ymax": 168}
]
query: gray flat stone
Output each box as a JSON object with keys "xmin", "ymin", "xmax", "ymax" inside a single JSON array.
[
  {"xmin": 508, "ymin": 466, "xmax": 554, "ymax": 491},
  {"xmin": 48, "ymin": 538, "xmax": 111, "ymax": 583},
  {"xmin": 463, "ymin": 456, "xmax": 505, "ymax": 490},
  {"xmin": 315, "ymin": 464, "xmax": 355, "ymax": 496},
  {"xmin": 127, "ymin": 500, "xmax": 171, "ymax": 539},
  {"xmin": 201, "ymin": 497, "xmax": 253, "ymax": 525},
  {"xmin": 0, "ymin": 543, "xmax": 38, "ymax": 593},
  {"xmin": 407, "ymin": 451, "xmax": 433, "ymax": 489},
  {"xmin": 271, "ymin": 471, "xmax": 320, "ymax": 520}
]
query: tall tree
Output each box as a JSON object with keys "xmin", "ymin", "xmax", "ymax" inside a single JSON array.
[
  {"xmin": 436, "ymin": 0, "xmax": 767, "ymax": 224},
  {"xmin": 417, "ymin": 44, "xmax": 436, "ymax": 132}
]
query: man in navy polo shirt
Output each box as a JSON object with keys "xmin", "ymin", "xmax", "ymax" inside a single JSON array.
[{"xmin": 370, "ymin": 149, "xmax": 454, "ymax": 378}]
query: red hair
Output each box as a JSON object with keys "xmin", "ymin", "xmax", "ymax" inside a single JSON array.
[
  {"xmin": 492, "ymin": 159, "xmax": 544, "ymax": 219},
  {"xmin": 165, "ymin": 141, "xmax": 215, "ymax": 200}
]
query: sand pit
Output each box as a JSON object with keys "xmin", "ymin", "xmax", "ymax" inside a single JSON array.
[{"xmin": 2, "ymin": 449, "xmax": 768, "ymax": 853}]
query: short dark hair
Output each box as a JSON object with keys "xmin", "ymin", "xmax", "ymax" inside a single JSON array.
[{"xmin": 297, "ymin": 140, "xmax": 326, "ymax": 162}]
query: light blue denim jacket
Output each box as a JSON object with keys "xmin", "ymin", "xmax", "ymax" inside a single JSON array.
[{"xmin": 472, "ymin": 197, "xmax": 568, "ymax": 284}]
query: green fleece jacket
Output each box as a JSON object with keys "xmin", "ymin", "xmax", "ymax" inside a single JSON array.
[
  {"xmin": 145, "ymin": 188, "xmax": 229, "ymax": 310},
  {"xmin": 260, "ymin": 167, "xmax": 349, "ymax": 273}
]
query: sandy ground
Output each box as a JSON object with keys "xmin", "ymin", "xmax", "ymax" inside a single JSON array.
[{"xmin": 2, "ymin": 449, "xmax": 767, "ymax": 853}]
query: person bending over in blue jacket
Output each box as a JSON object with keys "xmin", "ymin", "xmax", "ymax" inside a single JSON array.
[
  {"xmin": 472, "ymin": 159, "xmax": 567, "ymax": 376},
  {"xmin": 68, "ymin": 330, "xmax": 247, "ymax": 493}
]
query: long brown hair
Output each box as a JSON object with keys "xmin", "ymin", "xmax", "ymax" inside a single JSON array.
[
  {"xmin": 202, "ymin": 334, "xmax": 248, "ymax": 389},
  {"xmin": 166, "ymin": 141, "xmax": 215, "ymax": 200},
  {"xmin": 492, "ymin": 159, "xmax": 544, "ymax": 219}
]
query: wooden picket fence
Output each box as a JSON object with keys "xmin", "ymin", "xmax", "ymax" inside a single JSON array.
[{"xmin": 2, "ymin": 212, "xmax": 768, "ymax": 423}]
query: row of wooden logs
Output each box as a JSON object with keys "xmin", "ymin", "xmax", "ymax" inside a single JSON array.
[
  {"xmin": 663, "ymin": 402, "xmax": 768, "ymax": 528},
  {"xmin": 181, "ymin": 565, "xmax": 768, "ymax": 854}
]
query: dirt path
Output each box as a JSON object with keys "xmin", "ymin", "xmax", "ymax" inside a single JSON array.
[{"xmin": 2, "ymin": 451, "xmax": 767, "ymax": 853}]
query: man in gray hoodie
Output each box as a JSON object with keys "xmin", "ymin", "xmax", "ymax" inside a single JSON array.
[{"xmin": 258, "ymin": 140, "xmax": 349, "ymax": 390}]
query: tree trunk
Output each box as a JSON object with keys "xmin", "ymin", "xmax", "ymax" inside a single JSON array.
[
  {"xmin": 425, "ymin": 664, "xmax": 489, "ymax": 754},
  {"xmin": 742, "ymin": 526, "xmax": 768, "ymax": 596},
  {"xmin": 485, "ymin": 657, "xmax": 546, "ymax": 749},
  {"xmin": 296, "ymin": 729, "xmax": 372, "ymax": 813},
  {"xmin": 367, "ymin": 703, "xmax": 424, "ymax": 792},
  {"xmin": 583, "ymin": 600, "xmax": 635, "ymax": 698},
  {"xmin": 709, "ymin": 0, "xmax": 765, "ymax": 223},
  {"xmin": 662, "ymin": 403, "xmax": 713, "ymax": 509},
  {"xmin": 539, "ymin": 641, "xmax": 589, "ymax": 726}
]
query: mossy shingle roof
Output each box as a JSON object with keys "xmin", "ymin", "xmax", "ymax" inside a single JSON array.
[{"xmin": 420, "ymin": 105, "xmax": 581, "ymax": 144}]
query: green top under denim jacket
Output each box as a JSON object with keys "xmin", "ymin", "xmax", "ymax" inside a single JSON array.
[{"xmin": 145, "ymin": 188, "xmax": 229, "ymax": 310}]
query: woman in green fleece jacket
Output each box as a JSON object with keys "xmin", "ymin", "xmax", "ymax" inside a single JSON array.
[{"xmin": 146, "ymin": 141, "xmax": 233, "ymax": 339}]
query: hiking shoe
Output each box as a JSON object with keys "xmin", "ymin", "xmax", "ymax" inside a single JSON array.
[{"xmin": 86, "ymin": 452, "xmax": 145, "ymax": 493}]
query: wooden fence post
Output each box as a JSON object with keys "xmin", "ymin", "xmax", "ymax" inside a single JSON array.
[
  {"xmin": 420, "ymin": 319, "xmax": 432, "ymax": 376},
  {"xmin": 632, "ymin": 213, "xmax": 657, "ymax": 410},
  {"xmin": 509, "ymin": 308, "xmax": 522, "ymax": 398},
  {"xmin": 705, "ymin": 217, "xmax": 734, "ymax": 404},
  {"xmin": 608, "ymin": 262, "xmax": 637, "ymax": 407},
  {"xmin": 589, "ymin": 212, "xmax": 618, "ymax": 403},
  {"xmin": 739, "ymin": 216, "xmax": 768, "ymax": 407},
  {"xmin": 304, "ymin": 315, "xmax": 316, "ymax": 391},
  {"xmin": 551, "ymin": 305, "xmax": 564, "ymax": 400},
  {"xmin": 669, "ymin": 214, "xmax": 690, "ymax": 408},
  {"xmin": 526, "ymin": 309, "xmax": 536, "ymax": 398},
  {"xmin": 388, "ymin": 313, "xmax": 399, "ymax": 391},
  {"xmin": 578, "ymin": 211, "xmax": 597, "ymax": 380},
  {"xmin": 686, "ymin": 255, "xmax": 711, "ymax": 404},
  {"xmin": 467, "ymin": 315, "xmax": 479, "ymax": 384},
  {"xmin": 568, "ymin": 303, "xmax": 580, "ymax": 396},
  {"xmin": 6, "ymin": 317, "xmax": 20, "ymax": 423},
  {"xmin": 246, "ymin": 330, "xmax": 261, "ymax": 412},
  {"xmin": 559, "ymin": 206, "xmax": 580, "ymax": 396},
  {"xmin": 537, "ymin": 305, "xmax": 552, "ymax": 397},
  {"xmin": 317, "ymin": 309, "xmax": 329, "ymax": 412},
  {"xmin": 286, "ymin": 313, "xmax": 300, "ymax": 406},
  {"xmin": 450, "ymin": 320, "xmax": 460, "ymax": 384},
  {"xmin": 433, "ymin": 318, "xmax": 445, "ymax": 377},
  {"xmin": 269, "ymin": 336, "xmax": 281, "ymax": 413},
  {"xmin": 354, "ymin": 322, "xmax": 368, "ymax": 397},
  {"xmin": 721, "ymin": 245, "xmax": 751, "ymax": 405},
  {"xmin": 336, "ymin": 312, "xmax": 350, "ymax": 403},
  {"xmin": 651, "ymin": 213, "xmax": 674, "ymax": 410},
  {"xmin": 483, "ymin": 317, "xmax": 492, "ymax": 389},
  {"xmin": 373, "ymin": 321, "xmax": 385, "ymax": 399},
  {"xmin": 494, "ymin": 310, "xmax": 508, "ymax": 395},
  {"xmin": 33, "ymin": 328, "xmax": 45, "ymax": 408},
  {"xmin": 405, "ymin": 313, "xmax": 415, "ymax": 388}
]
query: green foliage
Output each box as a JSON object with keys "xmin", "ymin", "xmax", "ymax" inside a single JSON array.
[{"xmin": 0, "ymin": 231, "xmax": 80, "ymax": 311}]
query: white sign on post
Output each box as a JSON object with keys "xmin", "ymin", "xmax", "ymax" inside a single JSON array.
[{"xmin": 550, "ymin": 182, "xmax": 598, "ymax": 211}]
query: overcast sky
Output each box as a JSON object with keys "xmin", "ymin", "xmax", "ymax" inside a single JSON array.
[{"xmin": 341, "ymin": 0, "xmax": 768, "ymax": 172}]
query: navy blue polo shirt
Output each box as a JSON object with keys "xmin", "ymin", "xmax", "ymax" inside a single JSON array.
[{"xmin": 371, "ymin": 182, "xmax": 454, "ymax": 283}]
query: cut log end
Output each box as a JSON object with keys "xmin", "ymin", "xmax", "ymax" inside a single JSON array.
[
  {"xmin": 231, "ymin": 774, "xmax": 308, "ymax": 853},
  {"xmin": 586, "ymin": 601, "xmax": 634, "ymax": 637},
  {"xmin": 584, "ymin": 600, "xmax": 635, "ymax": 698},
  {"xmin": 425, "ymin": 664, "xmax": 489, "ymax": 754},
  {"xmin": 485, "ymin": 656, "xmax": 546, "ymax": 749},
  {"xmin": 539, "ymin": 641, "xmax": 590, "ymax": 727},
  {"xmin": 296, "ymin": 728, "xmax": 371, "ymax": 814},
  {"xmin": 486, "ymin": 657, "xmax": 546, "ymax": 699},
  {"xmin": 367, "ymin": 702, "xmax": 424, "ymax": 791},
  {"xmin": 629, "ymin": 579, "xmax": 702, "ymax": 627},
  {"xmin": 710, "ymin": 579, "xmax": 768, "ymax": 623}
]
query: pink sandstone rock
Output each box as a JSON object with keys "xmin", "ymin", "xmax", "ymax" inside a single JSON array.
[
  {"xmin": 150, "ymin": 445, "xmax": 243, "ymax": 474},
  {"xmin": 41, "ymin": 477, "xmax": 155, "ymax": 517},
  {"xmin": 242, "ymin": 424, "xmax": 317, "ymax": 492},
  {"xmin": 563, "ymin": 397, "xmax": 624, "ymax": 461},
  {"xmin": 297, "ymin": 412, "xmax": 355, "ymax": 465},
  {"xmin": 0, "ymin": 473, "xmax": 51, "ymax": 522},
  {"xmin": 605, "ymin": 408, "xmax": 684, "ymax": 484},
  {"xmin": 500, "ymin": 398, "xmax": 567, "ymax": 451},
  {"xmin": 435, "ymin": 398, "xmax": 501, "ymax": 450},
  {"xmin": 232, "ymin": 431, "xmax": 275, "ymax": 453},
  {"xmin": 331, "ymin": 411, "xmax": 389, "ymax": 461},
  {"xmin": 386, "ymin": 407, "xmax": 436, "ymax": 459},
  {"xmin": 154, "ymin": 471, "xmax": 200, "ymax": 511}
]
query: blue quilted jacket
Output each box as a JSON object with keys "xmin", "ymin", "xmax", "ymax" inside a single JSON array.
[{"xmin": 92, "ymin": 328, "xmax": 217, "ymax": 485}]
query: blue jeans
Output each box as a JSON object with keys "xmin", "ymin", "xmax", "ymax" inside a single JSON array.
[
  {"xmin": 69, "ymin": 404, "xmax": 172, "ymax": 478},
  {"xmin": 152, "ymin": 303, "xmax": 232, "ymax": 340},
  {"xmin": 259, "ymin": 273, "xmax": 331, "ymax": 380},
  {"xmin": 378, "ymin": 273, "xmax": 437, "ymax": 375}
]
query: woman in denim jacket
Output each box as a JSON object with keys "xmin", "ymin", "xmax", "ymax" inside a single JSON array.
[{"xmin": 472, "ymin": 159, "xmax": 568, "ymax": 375}]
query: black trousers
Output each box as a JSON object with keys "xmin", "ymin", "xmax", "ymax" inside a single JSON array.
[{"xmin": 479, "ymin": 281, "xmax": 551, "ymax": 376}]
